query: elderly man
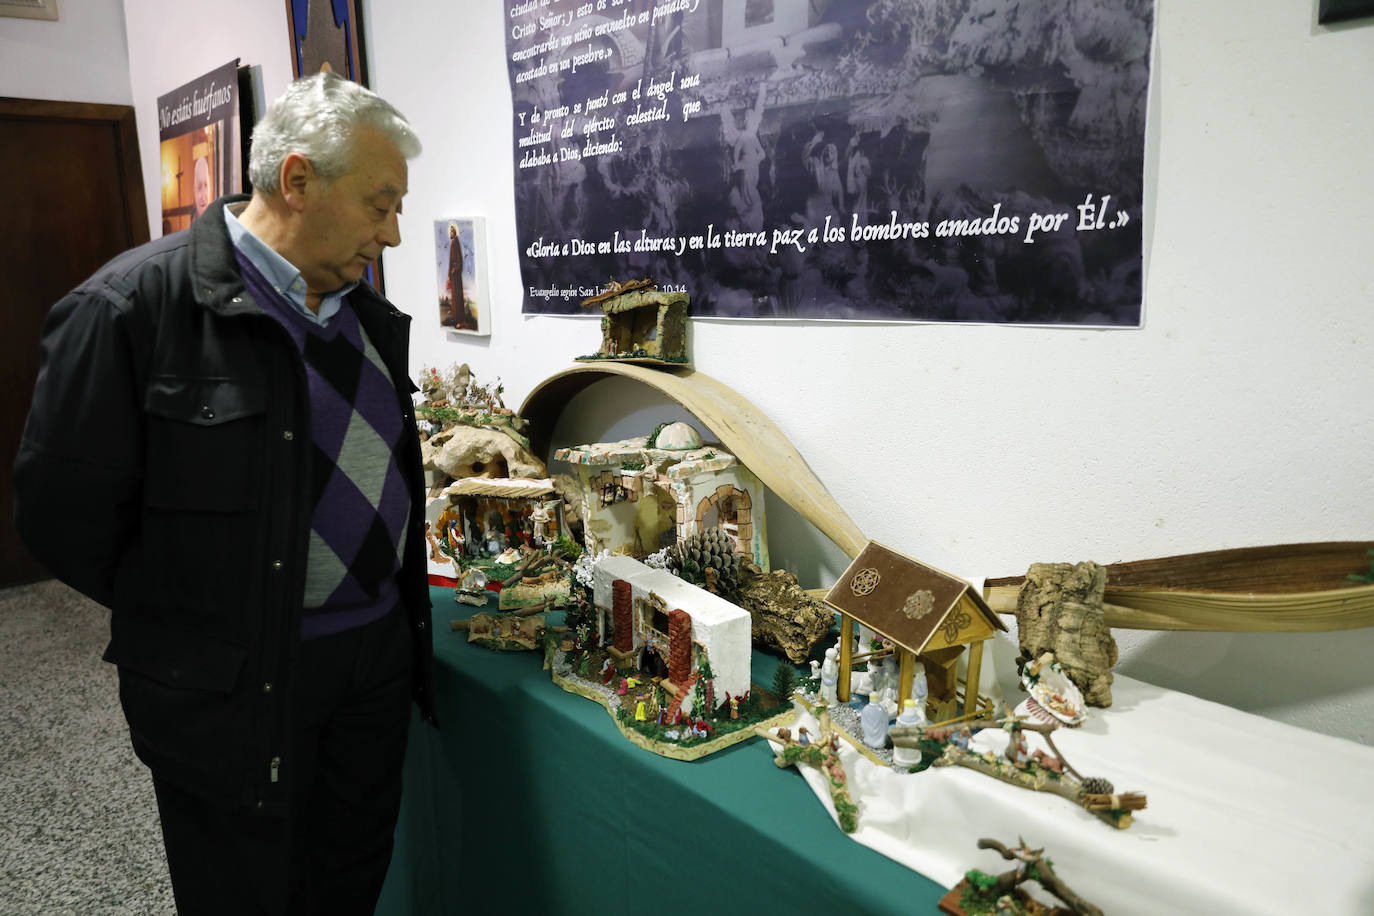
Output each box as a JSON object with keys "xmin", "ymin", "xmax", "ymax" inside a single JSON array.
[{"xmin": 13, "ymin": 72, "xmax": 434, "ymax": 914}]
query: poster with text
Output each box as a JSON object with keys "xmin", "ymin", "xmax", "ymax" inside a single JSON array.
[
  {"xmin": 157, "ymin": 59, "xmax": 242, "ymax": 235},
  {"xmin": 506, "ymin": 0, "xmax": 1152, "ymax": 326}
]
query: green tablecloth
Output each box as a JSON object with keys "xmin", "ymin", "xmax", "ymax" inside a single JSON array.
[{"xmin": 376, "ymin": 587, "xmax": 944, "ymax": 914}]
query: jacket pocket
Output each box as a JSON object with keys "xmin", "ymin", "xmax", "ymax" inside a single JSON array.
[
  {"xmin": 143, "ymin": 375, "xmax": 266, "ymax": 512},
  {"xmin": 104, "ymin": 613, "xmax": 252, "ymax": 779},
  {"xmin": 104, "ymin": 612, "xmax": 248, "ymax": 692}
]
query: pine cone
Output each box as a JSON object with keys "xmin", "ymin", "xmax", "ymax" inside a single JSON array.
[
  {"xmin": 667, "ymin": 529, "xmax": 742, "ymax": 599},
  {"xmin": 1081, "ymin": 776, "xmax": 1114, "ymax": 795}
]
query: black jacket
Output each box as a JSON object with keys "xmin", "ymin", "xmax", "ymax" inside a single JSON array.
[{"xmin": 13, "ymin": 195, "xmax": 435, "ymax": 813}]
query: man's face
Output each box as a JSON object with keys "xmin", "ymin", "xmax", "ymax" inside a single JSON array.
[
  {"xmin": 296, "ymin": 127, "xmax": 407, "ymax": 294},
  {"xmin": 193, "ymin": 158, "xmax": 213, "ymax": 213}
]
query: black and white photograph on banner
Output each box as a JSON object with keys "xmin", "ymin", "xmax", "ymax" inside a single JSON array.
[
  {"xmin": 505, "ymin": 0, "xmax": 1153, "ymax": 326},
  {"xmin": 156, "ymin": 59, "xmax": 244, "ymax": 235}
]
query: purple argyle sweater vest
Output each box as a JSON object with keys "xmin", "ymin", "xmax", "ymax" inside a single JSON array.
[{"xmin": 236, "ymin": 253, "xmax": 410, "ymax": 640}]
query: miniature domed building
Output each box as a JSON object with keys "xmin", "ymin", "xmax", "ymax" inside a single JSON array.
[
  {"xmin": 556, "ymin": 425, "xmax": 768, "ymax": 570},
  {"xmin": 654, "ymin": 421, "xmax": 702, "ymax": 450}
]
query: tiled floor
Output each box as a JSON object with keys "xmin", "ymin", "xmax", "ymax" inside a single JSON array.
[{"xmin": 0, "ymin": 580, "xmax": 173, "ymax": 915}]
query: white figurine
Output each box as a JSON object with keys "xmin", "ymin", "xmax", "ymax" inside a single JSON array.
[
  {"xmin": 819, "ymin": 647, "xmax": 839, "ymax": 705},
  {"xmin": 891, "ymin": 698, "xmax": 925, "ymax": 768},
  {"xmin": 861, "ymin": 692, "xmax": 889, "ymax": 749}
]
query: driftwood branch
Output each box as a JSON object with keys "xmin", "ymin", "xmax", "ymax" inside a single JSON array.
[{"xmin": 975, "ymin": 838, "xmax": 1103, "ymax": 916}]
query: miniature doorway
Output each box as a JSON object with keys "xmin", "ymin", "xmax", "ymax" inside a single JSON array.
[
  {"xmin": 696, "ymin": 486, "xmax": 752, "ymax": 555},
  {"xmin": 650, "ymin": 489, "xmax": 678, "ymax": 550},
  {"xmin": 608, "ymin": 306, "xmax": 659, "ymax": 356}
]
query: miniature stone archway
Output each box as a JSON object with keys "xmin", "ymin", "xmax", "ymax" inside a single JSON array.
[{"xmin": 694, "ymin": 486, "xmax": 752, "ymax": 553}]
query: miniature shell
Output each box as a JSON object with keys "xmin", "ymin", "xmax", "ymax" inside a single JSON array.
[{"xmin": 1026, "ymin": 662, "xmax": 1088, "ymax": 727}]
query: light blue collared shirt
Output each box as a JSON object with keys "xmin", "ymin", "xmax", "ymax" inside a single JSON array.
[{"xmin": 223, "ymin": 205, "xmax": 357, "ymax": 325}]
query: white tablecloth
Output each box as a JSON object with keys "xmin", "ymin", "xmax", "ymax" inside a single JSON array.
[{"xmin": 777, "ymin": 640, "xmax": 1374, "ymax": 915}]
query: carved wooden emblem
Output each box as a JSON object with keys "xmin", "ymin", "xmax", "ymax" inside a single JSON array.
[
  {"xmin": 850, "ymin": 567, "xmax": 881, "ymax": 596},
  {"xmin": 941, "ymin": 611, "xmax": 972, "ymax": 643},
  {"xmin": 901, "ymin": 589, "xmax": 936, "ymax": 620}
]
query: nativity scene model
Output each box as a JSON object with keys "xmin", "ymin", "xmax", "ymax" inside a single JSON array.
[
  {"xmin": 576, "ymin": 279, "xmax": 690, "ymax": 365},
  {"xmin": 544, "ymin": 550, "xmax": 794, "ymax": 761},
  {"xmin": 417, "ymin": 364, "xmax": 580, "ymax": 626},
  {"xmin": 824, "ymin": 541, "xmax": 1008, "ymax": 724},
  {"xmin": 537, "ymin": 420, "xmax": 827, "ymax": 760},
  {"xmin": 556, "ymin": 421, "xmax": 767, "ymax": 569},
  {"xmin": 409, "ymin": 353, "xmax": 1374, "ymax": 911}
]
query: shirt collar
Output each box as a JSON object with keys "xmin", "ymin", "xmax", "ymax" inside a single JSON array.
[{"xmin": 223, "ymin": 205, "xmax": 356, "ymax": 325}]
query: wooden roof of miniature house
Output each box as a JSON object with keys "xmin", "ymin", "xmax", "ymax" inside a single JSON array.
[
  {"xmin": 582, "ymin": 282, "xmax": 688, "ymax": 315},
  {"xmin": 824, "ymin": 541, "xmax": 1007, "ymax": 655},
  {"xmin": 441, "ymin": 477, "xmax": 557, "ymax": 499}
]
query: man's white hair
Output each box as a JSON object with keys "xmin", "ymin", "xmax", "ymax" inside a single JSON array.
[{"xmin": 248, "ymin": 70, "xmax": 420, "ymax": 194}]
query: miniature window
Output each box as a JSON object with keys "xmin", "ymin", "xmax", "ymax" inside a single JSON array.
[{"xmin": 640, "ymin": 593, "xmax": 669, "ymax": 642}]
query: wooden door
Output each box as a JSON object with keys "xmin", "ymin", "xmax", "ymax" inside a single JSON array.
[{"xmin": 0, "ymin": 99, "xmax": 148, "ymax": 587}]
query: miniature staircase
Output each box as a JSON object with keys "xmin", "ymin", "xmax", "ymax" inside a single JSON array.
[{"xmin": 663, "ymin": 672, "xmax": 701, "ymax": 724}]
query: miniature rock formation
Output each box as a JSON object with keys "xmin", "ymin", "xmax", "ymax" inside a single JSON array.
[
  {"xmin": 422, "ymin": 425, "xmax": 546, "ymax": 484},
  {"xmin": 737, "ymin": 562, "xmax": 835, "ymax": 664},
  {"xmin": 1015, "ymin": 562, "xmax": 1118, "ymax": 707}
]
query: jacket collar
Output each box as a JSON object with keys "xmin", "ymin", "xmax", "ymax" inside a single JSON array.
[{"xmin": 188, "ymin": 194, "xmax": 257, "ymax": 317}]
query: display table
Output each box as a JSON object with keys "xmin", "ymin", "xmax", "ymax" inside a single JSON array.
[
  {"xmin": 377, "ymin": 588, "xmax": 1374, "ymax": 915},
  {"xmin": 374, "ymin": 587, "xmax": 944, "ymax": 915}
]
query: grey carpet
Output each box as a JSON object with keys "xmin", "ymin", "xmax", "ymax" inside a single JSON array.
[{"xmin": 0, "ymin": 580, "xmax": 174, "ymax": 914}]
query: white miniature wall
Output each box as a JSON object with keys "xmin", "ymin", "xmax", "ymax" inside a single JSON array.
[
  {"xmin": 42, "ymin": 1, "xmax": 1374, "ymax": 744},
  {"xmin": 634, "ymin": 567, "xmax": 752, "ymax": 704},
  {"xmin": 591, "ymin": 555, "xmax": 750, "ymax": 703}
]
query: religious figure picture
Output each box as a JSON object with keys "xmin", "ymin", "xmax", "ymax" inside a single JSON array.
[{"xmin": 434, "ymin": 217, "xmax": 489, "ymax": 336}]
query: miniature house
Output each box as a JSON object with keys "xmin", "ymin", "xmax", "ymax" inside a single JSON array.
[
  {"xmin": 578, "ymin": 283, "xmax": 689, "ymax": 364},
  {"xmin": 424, "ymin": 477, "xmax": 564, "ymax": 582},
  {"xmin": 556, "ymin": 422, "xmax": 768, "ymax": 570},
  {"xmin": 592, "ymin": 555, "xmax": 750, "ymax": 714},
  {"xmin": 824, "ymin": 541, "xmax": 1007, "ymax": 723}
]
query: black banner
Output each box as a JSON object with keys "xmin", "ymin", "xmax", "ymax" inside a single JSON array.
[{"xmin": 506, "ymin": 0, "xmax": 1152, "ymax": 325}]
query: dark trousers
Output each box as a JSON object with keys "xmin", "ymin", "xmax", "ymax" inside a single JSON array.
[{"xmin": 152, "ymin": 608, "xmax": 413, "ymax": 915}]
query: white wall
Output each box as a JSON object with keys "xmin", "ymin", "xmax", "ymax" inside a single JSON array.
[
  {"xmin": 375, "ymin": 1, "xmax": 1374, "ymax": 745},
  {"xmin": 120, "ymin": 0, "xmax": 294, "ymax": 235},
  {"xmin": 0, "ymin": 0, "xmax": 132, "ymax": 104},
  {"xmin": 72, "ymin": 1, "xmax": 1374, "ymax": 744}
]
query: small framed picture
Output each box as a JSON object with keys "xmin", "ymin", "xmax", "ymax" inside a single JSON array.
[
  {"xmin": 0, "ymin": 0, "xmax": 59, "ymax": 21},
  {"xmin": 285, "ymin": 0, "xmax": 367, "ymax": 82},
  {"xmin": 434, "ymin": 218, "xmax": 489, "ymax": 336},
  {"xmin": 1319, "ymin": 0, "xmax": 1374, "ymax": 23}
]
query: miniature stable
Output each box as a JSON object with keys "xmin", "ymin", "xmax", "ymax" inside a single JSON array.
[
  {"xmin": 576, "ymin": 279, "xmax": 690, "ymax": 365},
  {"xmin": 824, "ymin": 541, "xmax": 1007, "ymax": 726}
]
